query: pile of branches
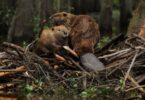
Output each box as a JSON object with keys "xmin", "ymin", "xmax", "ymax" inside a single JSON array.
[{"xmin": 0, "ymin": 34, "xmax": 145, "ymax": 97}]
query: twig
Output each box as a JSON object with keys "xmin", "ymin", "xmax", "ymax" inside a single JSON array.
[
  {"xmin": 24, "ymin": 39, "xmax": 38, "ymax": 54},
  {"xmin": 127, "ymin": 75, "xmax": 145, "ymax": 93},
  {"xmin": 2, "ymin": 42, "xmax": 24, "ymax": 52},
  {"xmin": 69, "ymin": 58, "xmax": 87, "ymax": 72},
  {"xmin": 0, "ymin": 66, "xmax": 26, "ymax": 77},
  {"xmin": 96, "ymin": 33, "xmax": 125, "ymax": 54},
  {"xmin": 98, "ymin": 48, "xmax": 131, "ymax": 59},
  {"xmin": 125, "ymin": 84, "xmax": 145, "ymax": 92},
  {"xmin": 0, "ymin": 83, "xmax": 15, "ymax": 90},
  {"xmin": 123, "ymin": 50, "xmax": 139, "ymax": 88}
]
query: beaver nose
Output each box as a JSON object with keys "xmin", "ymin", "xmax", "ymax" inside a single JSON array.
[{"xmin": 63, "ymin": 32, "xmax": 68, "ymax": 37}]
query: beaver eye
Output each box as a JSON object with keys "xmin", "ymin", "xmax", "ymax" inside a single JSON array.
[{"xmin": 63, "ymin": 13, "xmax": 67, "ymax": 17}]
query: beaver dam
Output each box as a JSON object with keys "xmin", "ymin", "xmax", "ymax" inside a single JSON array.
[{"xmin": 0, "ymin": 34, "xmax": 145, "ymax": 99}]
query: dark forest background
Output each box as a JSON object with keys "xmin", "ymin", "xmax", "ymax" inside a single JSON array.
[{"xmin": 0, "ymin": 0, "xmax": 144, "ymax": 46}]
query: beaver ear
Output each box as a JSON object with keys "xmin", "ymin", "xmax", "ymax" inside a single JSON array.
[{"xmin": 63, "ymin": 13, "xmax": 67, "ymax": 17}]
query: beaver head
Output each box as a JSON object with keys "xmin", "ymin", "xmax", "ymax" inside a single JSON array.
[
  {"xmin": 49, "ymin": 12, "xmax": 76, "ymax": 27},
  {"xmin": 50, "ymin": 25, "xmax": 69, "ymax": 39},
  {"xmin": 36, "ymin": 25, "xmax": 69, "ymax": 54}
]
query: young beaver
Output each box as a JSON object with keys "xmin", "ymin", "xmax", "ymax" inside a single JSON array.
[
  {"xmin": 49, "ymin": 12, "xmax": 105, "ymax": 71},
  {"xmin": 36, "ymin": 25, "xmax": 69, "ymax": 55}
]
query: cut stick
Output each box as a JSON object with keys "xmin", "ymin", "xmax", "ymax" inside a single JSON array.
[
  {"xmin": 0, "ymin": 66, "xmax": 26, "ymax": 77},
  {"xmin": 0, "ymin": 83, "xmax": 15, "ymax": 90},
  {"xmin": 63, "ymin": 46, "xmax": 78, "ymax": 57},
  {"xmin": 55, "ymin": 54, "xmax": 66, "ymax": 61}
]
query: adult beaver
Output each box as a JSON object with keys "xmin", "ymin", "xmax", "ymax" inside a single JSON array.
[{"xmin": 50, "ymin": 12, "xmax": 105, "ymax": 71}]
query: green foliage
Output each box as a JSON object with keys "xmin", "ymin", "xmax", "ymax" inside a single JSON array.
[
  {"xmin": 53, "ymin": 0, "xmax": 73, "ymax": 12},
  {"xmin": 22, "ymin": 84, "xmax": 34, "ymax": 94},
  {"xmin": 80, "ymin": 86, "xmax": 113, "ymax": 98},
  {"xmin": 33, "ymin": 16, "xmax": 41, "ymax": 38},
  {"xmin": 128, "ymin": 91, "xmax": 140, "ymax": 99},
  {"xmin": 53, "ymin": 0, "xmax": 61, "ymax": 12},
  {"xmin": 113, "ymin": 0, "xmax": 120, "ymax": 8},
  {"xmin": 119, "ymin": 77, "xmax": 125, "ymax": 90},
  {"xmin": 60, "ymin": 1, "xmax": 74, "ymax": 12},
  {"xmin": 98, "ymin": 35, "xmax": 111, "ymax": 48},
  {"xmin": 80, "ymin": 86, "xmax": 97, "ymax": 98},
  {"xmin": 20, "ymin": 79, "xmax": 44, "ymax": 95},
  {"xmin": 69, "ymin": 78, "xmax": 78, "ymax": 88},
  {"xmin": 112, "ymin": 9, "xmax": 120, "ymax": 33},
  {"xmin": 22, "ymin": 41, "xmax": 27, "ymax": 47},
  {"xmin": 33, "ymin": 16, "xmax": 40, "ymax": 33},
  {"xmin": 0, "ymin": 8, "xmax": 14, "ymax": 26}
]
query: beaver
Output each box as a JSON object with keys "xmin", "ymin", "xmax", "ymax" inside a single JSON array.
[
  {"xmin": 49, "ymin": 12, "xmax": 105, "ymax": 71},
  {"xmin": 35, "ymin": 25, "xmax": 69, "ymax": 55},
  {"xmin": 138, "ymin": 20, "xmax": 145, "ymax": 37}
]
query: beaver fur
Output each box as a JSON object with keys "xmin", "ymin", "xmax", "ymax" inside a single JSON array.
[
  {"xmin": 138, "ymin": 20, "xmax": 145, "ymax": 37},
  {"xmin": 50, "ymin": 12, "xmax": 104, "ymax": 71},
  {"xmin": 36, "ymin": 25, "xmax": 69, "ymax": 54},
  {"xmin": 50, "ymin": 12, "xmax": 100, "ymax": 56}
]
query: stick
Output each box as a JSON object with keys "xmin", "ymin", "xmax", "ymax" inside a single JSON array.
[
  {"xmin": 98, "ymin": 48, "xmax": 131, "ymax": 59},
  {"xmin": 0, "ymin": 83, "xmax": 15, "ymax": 90},
  {"xmin": 2, "ymin": 42, "xmax": 24, "ymax": 52},
  {"xmin": 127, "ymin": 75, "xmax": 145, "ymax": 93},
  {"xmin": 123, "ymin": 50, "xmax": 139, "ymax": 88},
  {"xmin": 0, "ymin": 66, "xmax": 26, "ymax": 77},
  {"xmin": 125, "ymin": 84, "xmax": 145, "ymax": 92},
  {"xmin": 63, "ymin": 46, "xmax": 78, "ymax": 57}
]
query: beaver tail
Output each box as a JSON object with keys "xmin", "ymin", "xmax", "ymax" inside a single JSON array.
[{"xmin": 80, "ymin": 53, "xmax": 105, "ymax": 71}]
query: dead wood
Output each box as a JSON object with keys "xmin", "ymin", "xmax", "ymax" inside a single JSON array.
[{"xmin": 0, "ymin": 33, "xmax": 145, "ymax": 97}]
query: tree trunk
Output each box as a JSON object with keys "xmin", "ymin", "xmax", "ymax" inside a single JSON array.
[
  {"xmin": 71, "ymin": 0, "xmax": 81, "ymax": 14},
  {"xmin": 127, "ymin": 0, "xmax": 145, "ymax": 36},
  {"xmin": 7, "ymin": 0, "xmax": 53, "ymax": 45},
  {"xmin": 100, "ymin": 0, "xmax": 112, "ymax": 36},
  {"xmin": 119, "ymin": 0, "xmax": 132, "ymax": 34}
]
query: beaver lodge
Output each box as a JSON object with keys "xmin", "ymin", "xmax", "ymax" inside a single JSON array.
[{"xmin": 0, "ymin": 33, "xmax": 145, "ymax": 99}]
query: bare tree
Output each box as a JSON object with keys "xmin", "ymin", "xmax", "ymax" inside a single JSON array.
[
  {"xmin": 119, "ymin": 0, "xmax": 132, "ymax": 34},
  {"xmin": 7, "ymin": 0, "xmax": 53, "ymax": 45},
  {"xmin": 100, "ymin": 0, "xmax": 112, "ymax": 36},
  {"xmin": 127, "ymin": 0, "xmax": 145, "ymax": 35}
]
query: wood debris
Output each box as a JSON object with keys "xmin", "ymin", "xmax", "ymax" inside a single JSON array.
[{"xmin": 0, "ymin": 34, "xmax": 145, "ymax": 97}]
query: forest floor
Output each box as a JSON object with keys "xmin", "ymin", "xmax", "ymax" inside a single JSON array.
[{"xmin": 0, "ymin": 34, "xmax": 145, "ymax": 99}]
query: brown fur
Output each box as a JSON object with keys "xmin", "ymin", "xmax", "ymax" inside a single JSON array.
[
  {"xmin": 138, "ymin": 20, "xmax": 145, "ymax": 37},
  {"xmin": 36, "ymin": 25, "xmax": 69, "ymax": 54},
  {"xmin": 49, "ymin": 12, "xmax": 76, "ymax": 29},
  {"xmin": 50, "ymin": 12, "xmax": 100, "ymax": 56}
]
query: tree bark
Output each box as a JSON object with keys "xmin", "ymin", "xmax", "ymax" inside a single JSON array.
[
  {"xmin": 127, "ymin": 0, "xmax": 145, "ymax": 35},
  {"xmin": 100, "ymin": 0, "xmax": 112, "ymax": 36},
  {"xmin": 119, "ymin": 0, "xmax": 132, "ymax": 34},
  {"xmin": 7, "ymin": 0, "xmax": 53, "ymax": 45},
  {"xmin": 7, "ymin": 0, "xmax": 34, "ymax": 44}
]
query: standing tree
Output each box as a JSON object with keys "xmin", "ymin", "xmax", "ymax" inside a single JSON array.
[
  {"xmin": 127, "ymin": 0, "xmax": 145, "ymax": 35},
  {"xmin": 119, "ymin": 0, "xmax": 132, "ymax": 34},
  {"xmin": 100, "ymin": 0, "xmax": 112, "ymax": 36},
  {"xmin": 7, "ymin": 0, "xmax": 53, "ymax": 45}
]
